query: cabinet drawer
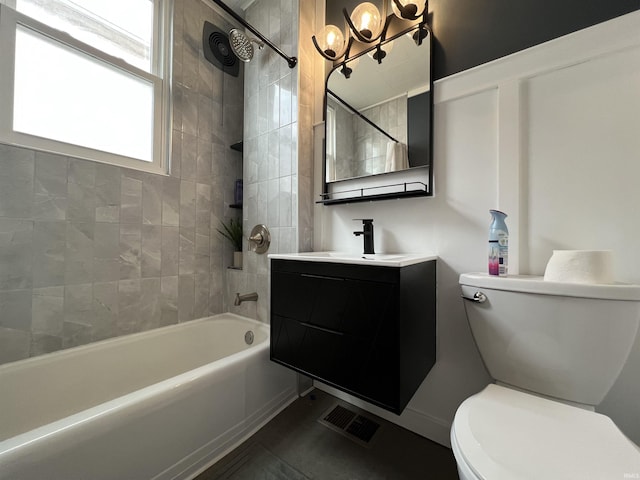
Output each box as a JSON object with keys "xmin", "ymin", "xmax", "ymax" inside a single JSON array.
[
  {"xmin": 271, "ymin": 259, "xmax": 398, "ymax": 283},
  {"xmin": 271, "ymin": 270, "xmax": 398, "ymax": 336},
  {"xmin": 271, "ymin": 314, "xmax": 371, "ymax": 390}
]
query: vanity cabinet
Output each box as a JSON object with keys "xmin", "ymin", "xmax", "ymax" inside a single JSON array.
[{"xmin": 270, "ymin": 258, "xmax": 436, "ymax": 414}]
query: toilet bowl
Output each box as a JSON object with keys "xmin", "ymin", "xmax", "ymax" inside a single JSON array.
[
  {"xmin": 453, "ymin": 273, "xmax": 640, "ymax": 479},
  {"xmin": 451, "ymin": 384, "xmax": 640, "ymax": 480}
]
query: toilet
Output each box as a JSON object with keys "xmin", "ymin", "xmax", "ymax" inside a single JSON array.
[{"xmin": 452, "ymin": 273, "xmax": 640, "ymax": 479}]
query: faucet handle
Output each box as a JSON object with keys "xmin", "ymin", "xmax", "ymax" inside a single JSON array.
[{"xmin": 353, "ymin": 218, "xmax": 373, "ymax": 224}]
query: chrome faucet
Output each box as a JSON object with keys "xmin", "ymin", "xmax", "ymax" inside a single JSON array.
[
  {"xmin": 234, "ymin": 292, "xmax": 258, "ymax": 305},
  {"xmin": 353, "ymin": 219, "xmax": 375, "ymax": 254}
]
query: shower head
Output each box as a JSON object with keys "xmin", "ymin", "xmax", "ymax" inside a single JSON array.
[{"xmin": 229, "ymin": 28, "xmax": 264, "ymax": 62}]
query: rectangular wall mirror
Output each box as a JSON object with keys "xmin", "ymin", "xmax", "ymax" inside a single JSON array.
[{"xmin": 321, "ymin": 17, "xmax": 433, "ymax": 205}]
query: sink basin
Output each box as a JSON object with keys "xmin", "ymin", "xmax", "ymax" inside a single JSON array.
[{"xmin": 268, "ymin": 251, "xmax": 437, "ymax": 267}]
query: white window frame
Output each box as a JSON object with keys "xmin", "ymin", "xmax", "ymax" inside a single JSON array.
[{"xmin": 0, "ymin": 1, "xmax": 173, "ymax": 175}]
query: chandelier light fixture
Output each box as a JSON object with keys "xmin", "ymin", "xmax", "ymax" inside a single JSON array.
[{"xmin": 312, "ymin": 0, "xmax": 429, "ymax": 72}]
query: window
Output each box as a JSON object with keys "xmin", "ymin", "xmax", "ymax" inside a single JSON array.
[{"xmin": 0, "ymin": 0, "xmax": 172, "ymax": 174}]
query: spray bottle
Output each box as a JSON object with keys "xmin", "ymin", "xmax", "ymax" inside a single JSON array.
[{"xmin": 489, "ymin": 210, "xmax": 508, "ymax": 276}]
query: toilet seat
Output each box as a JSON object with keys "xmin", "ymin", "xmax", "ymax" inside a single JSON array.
[{"xmin": 452, "ymin": 384, "xmax": 640, "ymax": 480}]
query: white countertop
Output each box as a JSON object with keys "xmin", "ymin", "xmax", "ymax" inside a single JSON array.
[{"xmin": 268, "ymin": 252, "xmax": 438, "ymax": 267}]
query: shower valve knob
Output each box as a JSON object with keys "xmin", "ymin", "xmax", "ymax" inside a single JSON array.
[{"xmin": 249, "ymin": 224, "xmax": 271, "ymax": 254}]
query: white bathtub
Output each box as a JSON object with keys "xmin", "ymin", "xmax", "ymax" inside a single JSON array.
[{"xmin": 0, "ymin": 313, "xmax": 297, "ymax": 480}]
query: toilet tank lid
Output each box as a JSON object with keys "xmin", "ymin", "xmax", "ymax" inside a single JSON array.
[
  {"xmin": 452, "ymin": 384, "xmax": 640, "ymax": 480},
  {"xmin": 459, "ymin": 273, "xmax": 640, "ymax": 300}
]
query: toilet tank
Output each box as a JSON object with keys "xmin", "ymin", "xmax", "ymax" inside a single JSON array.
[{"xmin": 460, "ymin": 273, "xmax": 640, "ymax": 407}]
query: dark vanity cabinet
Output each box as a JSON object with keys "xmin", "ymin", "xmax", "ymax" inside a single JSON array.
[{"xmin": 270, "ymin": 259, "xmax": 436, "ymax": 414}]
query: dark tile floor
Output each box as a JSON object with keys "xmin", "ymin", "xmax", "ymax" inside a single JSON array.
[{"xmin": 196, "ymin": 389, "xmax": 459, "ymax": 480}]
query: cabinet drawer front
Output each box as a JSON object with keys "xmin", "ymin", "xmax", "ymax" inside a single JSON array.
[
  {"xmin": 271, "ymin": 313, "xmax": 400, "ymax": 410},
  {"xmin": 271, "ymin": 271, "xmax": 398, "ymax": 336},
  {"xmin": 271, "ymin": 315, "xmax": 370, "ymax": 390},
  {"xmin": 271, "ymin": 259, "xmax": 398, "ymax": 283}
]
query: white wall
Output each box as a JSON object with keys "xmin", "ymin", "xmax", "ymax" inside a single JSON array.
[{"xmin": 313, "ymin": 11, "xmax": 640, "ymax": 446}]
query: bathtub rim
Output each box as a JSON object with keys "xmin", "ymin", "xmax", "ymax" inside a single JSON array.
[
  {"xmin": 0, "ymin": 313, "xmax": 270, "ymax": 457},
  {"xmin": 0, "ymin": 312, "xmax": 268, "ymax": 374}
]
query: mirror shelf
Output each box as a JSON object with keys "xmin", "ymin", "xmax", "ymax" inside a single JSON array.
[{"xmin": 317, "ymin": 181, "xmax": 428, "ymax": 205}]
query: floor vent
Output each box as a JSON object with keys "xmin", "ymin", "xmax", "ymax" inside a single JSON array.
[
  {"xmin": 324, "ymin": 404, "xmax": 356, "ymax": 429},
  {"xmin": 318, "ymin": 404, "xmax": 380, "ymax": 446}
]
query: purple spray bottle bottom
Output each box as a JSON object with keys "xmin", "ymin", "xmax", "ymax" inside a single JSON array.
[{"xmin": 488, "ymin": 241, "xmax": 500, "ymax": 276}]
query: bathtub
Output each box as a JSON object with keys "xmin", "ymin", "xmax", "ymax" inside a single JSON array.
[{"xmin": 0, "ymin": 313, "xmax": 297, "ymax": 480}]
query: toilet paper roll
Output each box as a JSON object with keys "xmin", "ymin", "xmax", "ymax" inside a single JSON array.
[{"xmin": 543, "ymin": 250, "xmax": 614, "ymax": 284}]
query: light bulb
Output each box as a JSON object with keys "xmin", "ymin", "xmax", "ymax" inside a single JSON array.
[
  {"xmin": 391, "ymin": 0, "xmax": 426, "ymax": 20},
  {"xmin": 350, "ymin": 2, "xmax": 382, "ymax": 40},
  {"xmin": 318, "ymin": 25, "xmax": 345, "ymax": 58},
  {"xmin": 361, "ymin": 12, "xmax": 372, "ymax": 31}
]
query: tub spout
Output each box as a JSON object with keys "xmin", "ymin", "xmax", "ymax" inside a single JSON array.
[{"xmin": 235, "ymin": 292, "xmax": 258, "ymax": 305}]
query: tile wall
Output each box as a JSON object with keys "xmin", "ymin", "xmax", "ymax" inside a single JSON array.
[
  {"xmin": 0, "ymin": 0, "xmax": 243, "ymax": 364},
  {"xmin": 227, "ymin": 0, "xmax": 314, "ymax": 322},
  {"xmin": 327, "ymin": 94, "xmax": 407, "ymax": 180},
  {"xmin": 356, "ymin": 96, "xmax": 407, "ymax": 176}
]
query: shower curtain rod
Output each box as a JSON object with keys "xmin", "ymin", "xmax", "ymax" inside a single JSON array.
[{"xmin": 211, "ymin": 0, "xmax": 297, "ymax": 68}]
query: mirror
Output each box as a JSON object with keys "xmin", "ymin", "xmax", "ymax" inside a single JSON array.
[{"xmin": 324, "ymin": 23, "xmax": 431, "ymax": 187}]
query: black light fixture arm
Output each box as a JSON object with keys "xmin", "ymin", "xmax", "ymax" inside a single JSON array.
[
  {"xmin": 211, "ymin": 0, "xmax": 297, "ymax": 68},
  {"xmin": 413, "ymin": 11, "xmax": 431, "ymax": 46},
  {"xmin": 391, "ymin": 0, "xmax": 426, "ymax": 20}
]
